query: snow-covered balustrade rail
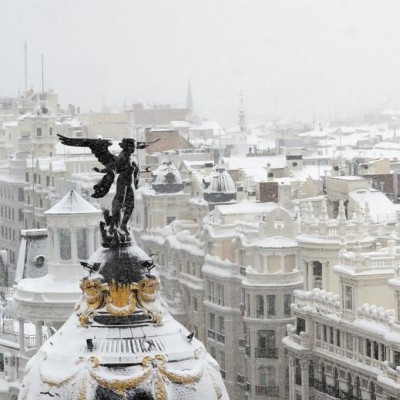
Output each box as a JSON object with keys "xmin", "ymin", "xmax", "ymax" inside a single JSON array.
[
  {"xmin": 0, "ymin": 329, "xmax": 46, "ymax": 348},
  {"xmin": 340, "ymin": 250, "xmax": 400, "ymax": 273},
  {"xmin": 292, "ymin": 288, "xmax": 341, "ymax": 317}
]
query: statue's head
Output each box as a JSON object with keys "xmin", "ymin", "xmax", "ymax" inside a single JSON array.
[{"xmin": 119, "ymin": 138, "xmax": 136, "ymax": 151}]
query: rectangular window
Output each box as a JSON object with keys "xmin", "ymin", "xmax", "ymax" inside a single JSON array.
[
  {"xmin": 77, "ymin": 228, "xmax": 88, "ymax": 260},
  {"xmin": 216, "ymin": 284, "xmax": 224, "ymax": 306},
  {"xmin": 209, "ymin": 281, "xmax": 215, "ymax": 302},
  {"xmin": 36, "ymin": 127, "xmax": 42, "ymax": 136},
  {"xmin": 346, "ymin": 333, "xmax": 353, "ymax": 351},
  {"xmin": 358, "ymin": 338, "xmax": 364, "ymax": 355},
  {"xmin": 284, "ymin": 294, "xmax": 292, "ymax": 318},
  {"xmin": 345, "ymin": 285, "xmax": 353, "ymax": 310},
  {"xmin": 366, "ymin": 339, "xmax": 371, "ymax": 358},
  {"xmin": 256, "ymin": 295, "xmax": 264, "ymax": 318},
  {"xmin": 246, "ymin": 294, "xmax": 251, "ymax": 316},
  {"xmin": 59, "ymin": 229, "xmax": 72, "ymax": 260},
  {"xmin": 219, "ymin": 351, "xmax": 225, "ymax": 371},
  {"xmin": 209, "ymin": 313, "xmax": 215, "ymax": 331},
  {"xmin": 296, "ymin": 318, "xmax": 306, "ymax": 335},
  {"xmin": 329, "ymin": 327, "xmax": 334, "ymax": 344},
  {"xmin": 373, "ymin": 342, "xmax": 379, "ymax": 360},
  {"xmin": 394, "ymin": 351, "xmax": 400, "ymax": 367},
  {"xmin": 193, "ymin": 297, "xmax": 198, "ymax": 311},
  {"xmin": 218, "ymin": 316, "xmax": 225, "ymax": 335},
  {"xmin": 313, "ymin": 261, "xmax": 322, "ymax": 289},
  {"xmin": 267, "ymin": 295, "xmax": 275, "ymax": 318}
]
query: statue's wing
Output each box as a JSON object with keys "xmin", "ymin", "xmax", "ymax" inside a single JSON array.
[
  {"xmin": 57, "ymin": 134, "xmax": 116, "ymax": 166},
  {"xmin": 136, "ymin": 138, "xmax": 161, "ymax": 149}
]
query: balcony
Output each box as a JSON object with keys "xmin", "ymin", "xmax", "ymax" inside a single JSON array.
[
  {"xmin": 239, "ymin": 266, "xmax": 246, "ymax": 276},
  {"xmin": 245, "ymin": 345, "xmax": 251, "ymax": 356},
  {"xmin": 255, "ymin": 386, "xmax": 279, "ymax": 397},
  {"xmin": 239, "ymin": 337, "xmax": 247, "ymax": 348},
  {"xmin": 255, "ymin": 347, "xmax": 278, "ymax": 359},
  {"xmin": 207, "ymin": 330, "xmax": 216, "ymax": 340}
]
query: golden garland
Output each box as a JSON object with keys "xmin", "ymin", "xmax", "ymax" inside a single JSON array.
[
  {"xmin": 91, "ymin": 367, "xmax": 152, "ymax": 397},
  {"xmin": 36, "ymin": 353, "xmax": 206, "ymax": 399}
]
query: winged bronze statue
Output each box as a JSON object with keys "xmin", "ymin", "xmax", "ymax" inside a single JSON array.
[{"xmin": 57, "ymin": 134, "xmax": 159, "ymax": 246}]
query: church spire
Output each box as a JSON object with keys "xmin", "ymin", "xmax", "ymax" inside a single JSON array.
[
  {"xmin": 238, "ymin": 90, "xmax": 246, "ymax": 132},
  {"xmin": 186, "ymin": 80, "xmax": 194, "ymax": 111}
]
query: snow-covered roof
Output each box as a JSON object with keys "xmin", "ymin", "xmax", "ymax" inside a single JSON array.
[
  {"xmin": 44, "ymin": 190, "xmax": 100, "ymax": 215},
  {"xmin": 216, "ymin": 201, "xmax": 278, "ymax": 216},
  {"xmin": 15, "ymin": 229, "xmax": 48, "ymax": 282},
  {"xmin": 222, "ymin": 155, "xmax": 286, "ymax": 170},
  {"xmin": 349, "ymin": 188, "xmax": 397, "ymax": 222}
]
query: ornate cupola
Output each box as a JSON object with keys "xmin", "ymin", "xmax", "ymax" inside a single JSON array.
[
  {"xmin": 203, "ymin": 163, "xmax": 236, "ymax": 204},
  {"xmin": 13, "ymin": 190, "xmax": 102, "ymax": 330},
  {"xmin": 18, "ymin": 136, "xmax": 228, "ymax": 399},
  {"xmin": 152, "ymin": 159, "xmax": 184, "ymax": 193}
]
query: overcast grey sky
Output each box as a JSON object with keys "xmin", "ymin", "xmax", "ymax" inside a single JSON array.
[{"xmin": 1, "ymin": 0, "xmax": 400, "ymax": 126}]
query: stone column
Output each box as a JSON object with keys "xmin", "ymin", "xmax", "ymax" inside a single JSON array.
[
  {"xmin": 288, "ymin": 356, "xmax": 295, "ymax": 400},
  {"xmin": 304, "ymin": 261, "xmax": 309, "ymax": 290},
  {"xmin": 300, "ymin": 360, "xmax": 310, "ymax": 400},
  {"xmin": 18, "ymin": 319, "xmax": 25, "ymax": 356},
  {"xmin": 35, "ymin": 321, "xmax": 43, "ymax": 349}
]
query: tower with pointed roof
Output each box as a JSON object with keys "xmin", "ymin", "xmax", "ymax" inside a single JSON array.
[{"xmin": 186, "ymin": 80, "xmax": 194, "ymax": 112}]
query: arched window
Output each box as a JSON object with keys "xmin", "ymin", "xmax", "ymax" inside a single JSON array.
[
  {"xmin": 355, "ymin": 376, "xmax": 361, "ymax": 399},
  {"xmin": 333, "ymin": 368, "xmax": 339, "ymax": 397},
  {"xmin": 321, "ymin": 363, "xmax": 326, "ymax": 392},
  {"xmin": 370, "ymin": 381, "xmax": 376, "ymax": 400},
  {"xmin": 346, "ymin": 373, "xmax": 353, "ymax": 398}
]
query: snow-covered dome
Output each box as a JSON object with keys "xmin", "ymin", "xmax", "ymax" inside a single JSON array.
[
  {"xmin": 204, "ymin": 164, "xmax": 237, "ymax": 203},
  {"xmin": 19, "ymin": 243, "xmax": 229, "ymax": 400},
  {"xmin": 152, "ymin": 160, "xmax": 184, "ymax": 193}
]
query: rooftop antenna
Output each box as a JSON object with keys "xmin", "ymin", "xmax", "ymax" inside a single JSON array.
[
  {"xmin": 41, "ymin": 54, "xmax": 44, "ymax": 93},
  {"xmin": 24, "ymin": 40, "xmax": 28, "ymax": 95}
]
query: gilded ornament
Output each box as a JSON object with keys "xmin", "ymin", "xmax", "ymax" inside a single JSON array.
[
  {"xmin": 105, "ymin": 280, "xmax": 136, "ymax": 317},
  {"xmin": 80, "ymin": 279, "xmax": 106, "ymax": 309}
]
